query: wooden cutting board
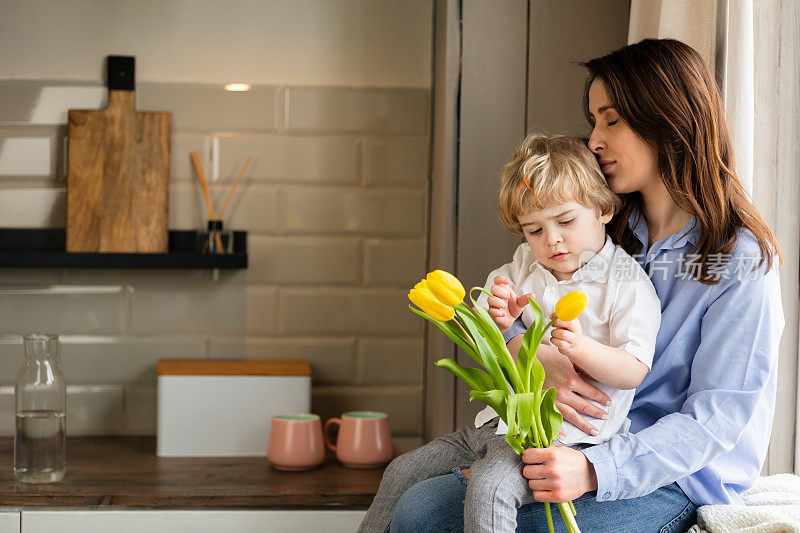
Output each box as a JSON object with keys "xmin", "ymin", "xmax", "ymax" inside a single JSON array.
[{"xmin": 66, "ymin": 56, "xmax": 170, "ymax": 253}]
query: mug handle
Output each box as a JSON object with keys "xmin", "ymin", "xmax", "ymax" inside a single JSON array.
[{"xmin": 323, "ymin": 417, "xmax": 341, "ymax": 451}]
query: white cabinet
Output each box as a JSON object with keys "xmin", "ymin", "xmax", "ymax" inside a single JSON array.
[
  {"xmin": 0, "ymin": 513, "xmax": 19, "ymax": 533},
  {"xmin": 21, "ymin": 510, "xmax": 366, "ymax": 533}
]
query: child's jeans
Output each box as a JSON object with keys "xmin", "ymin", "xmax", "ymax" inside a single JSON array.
[{"xmin": 357, "ymin": 418, "xmax": 534, "ymax": 533}]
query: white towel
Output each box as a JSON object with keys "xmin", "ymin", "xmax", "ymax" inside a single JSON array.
[{"xmin": 686, "ymin": 474, "xmax": 800, "ymax": 533}]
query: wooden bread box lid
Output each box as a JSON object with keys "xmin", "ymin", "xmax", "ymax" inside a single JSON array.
[{"xmin": 157, "ymin": 359, "xmax": 311, "ymax": 376}]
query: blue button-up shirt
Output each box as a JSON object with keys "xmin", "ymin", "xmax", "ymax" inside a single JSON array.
[{"xmin": 580, "ymin": 213, "xmax": 784, "ymax": 505}]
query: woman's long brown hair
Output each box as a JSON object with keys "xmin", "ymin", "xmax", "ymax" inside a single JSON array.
[{"xmin": 582, "ymin": 39, "xmax": 782, "ymax": 284}]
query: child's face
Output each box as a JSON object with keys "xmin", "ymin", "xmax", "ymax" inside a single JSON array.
[{"xmin": 518, "ymin": 200, "xmax": 611, "ymax": 282}]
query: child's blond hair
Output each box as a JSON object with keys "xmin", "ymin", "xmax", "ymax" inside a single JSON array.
[{"xmin": 498, "ymin": 134, "xmax": 621, "ymax": 235}]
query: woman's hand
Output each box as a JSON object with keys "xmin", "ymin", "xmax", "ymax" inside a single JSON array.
[
  {"xmin": 522, "ymin": 446, "xmax": 598, "ymax": 502},
  {"xmin": 536, "ymin": 344, "xmax": 611, "ymax": 437}
]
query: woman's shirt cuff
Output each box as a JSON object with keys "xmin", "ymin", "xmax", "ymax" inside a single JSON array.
[{"xmin": 581, "ymin": 445, "xmax": 618, "ymax": 502}]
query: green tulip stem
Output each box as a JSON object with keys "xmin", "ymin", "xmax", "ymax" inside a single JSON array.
[
  {"xmin": 557, "ymin": 503, "xmax": 571, "ymax": 532},
  {"xmin": 544, "ymin": 502, "xmax": 554, "ymax": 533},
  {"xmin": 530, "ymin": 413, "xmax": 543, "ymax": 448},
  {"xmin": 558, "ymin": 501, "xmax": 581, "ymax": 533},
  {"xmin": 452, "ymin": 318, "xmax": 478, "ymax": 353},
  {"xmin": 569, "ymin": 501, "xmax": 577, "ymax": 516},
  {"xmin": 533, "ymin": 390, "xmax": 549, "ymax": 447}
]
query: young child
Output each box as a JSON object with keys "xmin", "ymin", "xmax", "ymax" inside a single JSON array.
[{"xmin": 358, "ymin": 134, "xmax": 660, "ymax": 533}]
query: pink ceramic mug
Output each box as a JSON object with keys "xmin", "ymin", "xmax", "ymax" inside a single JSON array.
[
  {"xmin": 267, "ymin": 414, "xmax": 325, "ymax": 471},
  {"xmin": 323, "ymin": 411, "xmax": 393, "ymax": 469}
]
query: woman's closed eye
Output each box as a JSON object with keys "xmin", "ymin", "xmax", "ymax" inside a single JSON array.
[{"xmin": 607, "ymin": 120, "xmax": 618, "ymax": 126}]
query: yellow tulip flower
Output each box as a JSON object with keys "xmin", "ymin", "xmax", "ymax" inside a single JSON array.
[
  {"xmin": 554, "ymin": 291, "xmax": 588, "ymax": 321},
  {"xmin": 425, "ymin": 270, "xmax": 466, "ymax": 307},
  {"xmin": 409, "ymin": 285, "xmax": 455, "ymax": 322}
]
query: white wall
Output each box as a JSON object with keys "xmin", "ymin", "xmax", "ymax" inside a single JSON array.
[{"xmin": 0, "ymin": 0, "xmax": 432, "ymax": 87}]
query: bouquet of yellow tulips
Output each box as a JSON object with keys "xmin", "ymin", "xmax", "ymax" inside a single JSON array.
[{"xmin": 409, "ymin": 269, "xmax": 587, "ymax": 533}]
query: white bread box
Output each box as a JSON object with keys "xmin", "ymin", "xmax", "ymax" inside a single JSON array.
[{"xmin": 157, "ymin": 359, "xmax": 311, "ymax": 457}]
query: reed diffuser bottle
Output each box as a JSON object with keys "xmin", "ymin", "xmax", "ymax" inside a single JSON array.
[{"xmin": 14, "ymin": 334, "xmax": 66, "ymax": 484}]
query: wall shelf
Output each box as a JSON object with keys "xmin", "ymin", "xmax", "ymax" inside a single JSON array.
[{"xmin": 0, "ymin": 229, "xmax": 248, "ymax": 269}]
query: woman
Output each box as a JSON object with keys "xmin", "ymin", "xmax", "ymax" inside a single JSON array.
[{"xmin": 389, "ymin": 39, "xmax": 784, "ymax": 532}]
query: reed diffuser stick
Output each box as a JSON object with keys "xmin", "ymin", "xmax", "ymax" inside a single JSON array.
[
  {"xmin": 190, "ymin": 151, "xmax": 225, "ymax": 253},
  {"xmin": 190, "ymin": 151, "xmax": 216, "ymax": 218},
  {"xmin": 218, "ymin": 155, "xmax": 252, "ymax": 219}
]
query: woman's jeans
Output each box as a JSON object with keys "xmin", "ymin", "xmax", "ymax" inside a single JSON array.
[{"xmin": 389, "ymin": 471, "xmax": 697, "ymax": 533}]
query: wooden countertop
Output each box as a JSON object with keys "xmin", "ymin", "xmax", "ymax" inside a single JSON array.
[{"xmin": 0, "ymin": 438, "xmax": 385, "ymax": 508}]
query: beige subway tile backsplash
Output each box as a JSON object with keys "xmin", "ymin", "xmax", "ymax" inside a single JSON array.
[
  {"xmin": 0, "ymin": 188, "xmax": 65, "ymax": 227},
  {"xmin": 0, "ymin": 128, "xmax": 59, "ymax": 178},
  {"xmin": 170, "ymin": 131, "xmax": 214, "ymax": 181},
  {"xmin": 169, "ymin": 182, "xmax": 278, "ymax": 232},
  {"xmin": 0, "ymin": 286, "xmax": 128, "ymax": 335},
  {"xmin": 167, "ymin": 182, "xmax": 210, "ymax": 230},
  {"xmin": 58, "ymin": 336, "xmax": 205, "ymax": 385},
  {"xmin": 246, "ymin": 236, "xmax": 360, "ymax": 285},
  {"xmin": 208, "ymin": 336, "xmax": 357, "ymax": 385},
  {"xmin": 216, "ymin": 134, "xmax": 361, "ymax": 185},
  {"xmin": 280, "ymin": 187, "xmax": 425, "ymax": 236},
  {"xmin": 358, "ymin": 338, "xmax": 424, "ymax": 385},
  {"xmin": 0, "ymin": 337, "xmax": 25, "ymax": 384},
  {"xmin": 61, "ymin": 268, "xmax": 211, "ymax": 285},
  {"xmin": 0, "ymin": 387, "xmax": 12, "ymax": 435},
  {"xmin": 122, "ymin": 384, "xmax": 157, "ymax": 435},
  {"xmin": 286, "ymin": 87, "xmax": 429, "ymax": 135},
  {"xmin": 312, "ymin": 385, "xmax": 423, "ymax": 435},
  {"xmin": 66, "ymin": 385, "xmax": 125, "ymax": 436},
  {"xmin": 0, "ymin": 335, "xmax": 204, "ymax": 385},
  {"xmin": 280, "ymin": 288, "xmax": 420, "ymax": 336},
  {"xmin": 0, "ymin": 77, "xmax": 431, "ymax": 440},
  {"xmin": 0, "ymin": 81, "xmax": 105, "ymax": 125},
  {"xmin": 0, "ymin": 269, "xmax": 61, "ymax": 284},
  {"xmin": 130, "ymin": 284, "xmax": 251, "ymax": 334},
  {"xmin": 138, "ymin": 83, "xmax": 279, "ymax": 132},
  {"xmin": 365, "ymin": 138, "xmax": 429, "ymax": 188},
  {"xmin": 364, "ymin": 238, "xmax": 426, "ymax": 286},
  {"xmin": 245, "ymin": 287, "xmax": 280, "ymax": 335},
  {"xmin": 0, "ymin": 383, "xmax": 155, "ymax": 437}
]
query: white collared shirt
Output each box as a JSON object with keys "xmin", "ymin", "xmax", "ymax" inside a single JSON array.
[{"xmin": 473, "ymin": 236, "xmax": 661, "ymax": 445}]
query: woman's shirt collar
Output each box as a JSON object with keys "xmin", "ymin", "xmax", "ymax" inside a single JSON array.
[{"xmin": 627, "ymin": 205, "xmax": 701, "ymax": 256}]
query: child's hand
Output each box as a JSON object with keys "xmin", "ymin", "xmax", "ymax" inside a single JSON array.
[
  {"xmin": 487, "ymin": 276, "xmax": 533, "ymax": 332},
  {"xmin": 549, "ymin": 312, "xmax": 584, "ymax": 359}
]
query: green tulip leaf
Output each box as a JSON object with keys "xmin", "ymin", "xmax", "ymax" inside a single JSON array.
[
  {"xmin": 456, "ymin": 306, "xmax": 511, "ymax": 394},
  {"xmin": 467, "ymin": 288, "xmax": 509, "ymax": 348},
  {"xmin": 505, "ymin": 430, "xmax": 525, "ymax": 455},
  {"xmin": 520, "ymin": 296, "xmax": 548, "ymax": 392},
  {"xmin": 528, "ymin": 295, "xmax": 544, "ymax": 336},
  {"xmin": 409, "ymin": 305, "xmax": 481, "ymax": 365},
  {"xmin": 460, "ymin": 295, "xmax": 524, "ymax": 394},
  {"xmin": 539, "ymin": 386, "xmax": 563, "ymax": 447},
  {"xmin": 469, "ymin": 389, "xmax": 509, "ymax": 423},
  {"xmin": 434, "ymin": 358, "xmax": 494, "ymax": 392},
  {"xmin": 505, "ymin": 392, "xmax": 540, "ymax": 454}
]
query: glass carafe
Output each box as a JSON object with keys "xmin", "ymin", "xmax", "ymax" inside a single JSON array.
[{"xmin": 14, "ymin": 334, "xmax": 66, "ymax": 483}]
